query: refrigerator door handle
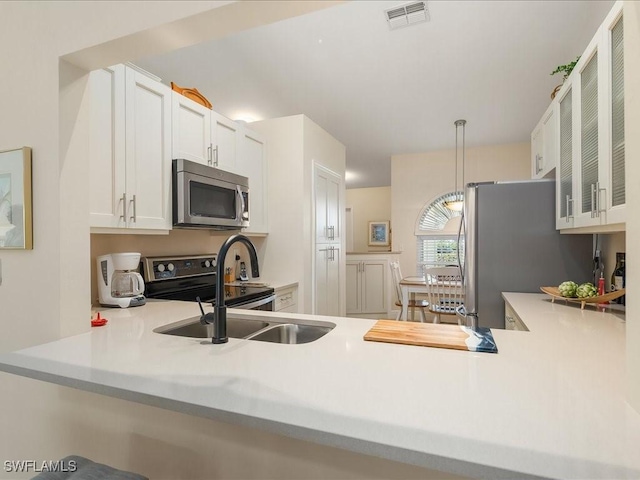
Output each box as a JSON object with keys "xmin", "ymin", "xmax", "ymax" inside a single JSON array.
[{"xmin": 455, "ymin": 305, "xmax": 477, "ymax": 330}]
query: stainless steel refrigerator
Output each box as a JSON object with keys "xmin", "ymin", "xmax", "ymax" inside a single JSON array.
[{"xmin": 457, "ymin": 179, "xmax": 593, "ymax": 329}]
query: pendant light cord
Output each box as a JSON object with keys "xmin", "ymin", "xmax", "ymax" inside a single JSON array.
[{"xmin": 454, "ymin": 119, "xmax": 467, "ymax": 203}]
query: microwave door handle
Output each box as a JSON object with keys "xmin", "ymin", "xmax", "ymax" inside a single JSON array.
[{"xmin": 236, "ymin": 186, "xmax": 246, "ymax": 220}]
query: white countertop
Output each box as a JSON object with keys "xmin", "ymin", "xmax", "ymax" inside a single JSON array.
[{"xmin": 1, "ymin": 293, "xmax": 638, "ymax": 479}]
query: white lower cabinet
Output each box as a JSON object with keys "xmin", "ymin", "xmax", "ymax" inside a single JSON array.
[
  {"xmin": 89, "ymin": 65, "xmax": 172, "ymax": 232},
  {"xmin": 346, "ymin": 258, "xmax": 388, "ymax": 315},
  {"xmin": 274, "ymin": 284, "xmax": 298, "ymax": 313},
  {"xmin": 315, "ymin": 244, "xmax": 341, "ymax": 317},
  {"xmin": 505, "ymin": 302, "xmax": 529, "ymax": 331}
]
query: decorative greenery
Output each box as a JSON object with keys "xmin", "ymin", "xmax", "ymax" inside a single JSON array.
[{"xmin": 550, "ymin": 56, "xmax": 581, "ymax": 82}]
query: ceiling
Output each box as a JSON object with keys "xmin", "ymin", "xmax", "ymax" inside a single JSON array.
[{"xmin": 136, "ymin": 0, "xmax": 615, "ymax": 189}]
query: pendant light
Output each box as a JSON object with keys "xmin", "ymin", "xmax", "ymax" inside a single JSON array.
[{"xmin": 444, "ymin": 119, "xmax": 467, "ymax": 212}]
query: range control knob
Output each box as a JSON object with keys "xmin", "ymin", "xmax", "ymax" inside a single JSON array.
[
  {"xmin": 167, "ymin": 263, "xmax": 175, "ymax": 272},
  {"xmin": 157, "ymin": 264, "xmax": 166, "ymax": 272},
  {"xmin": 203, "ymin": 260, "xmax": 211, "ymax": 268},
  {"xmin": 211, "ymin": 258, "xmax": 217, "ymax": 267}
]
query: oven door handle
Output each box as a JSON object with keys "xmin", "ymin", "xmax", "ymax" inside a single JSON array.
[{"xmin": 229, "ymin": 294, "xmax": 275, "ymax": 310}]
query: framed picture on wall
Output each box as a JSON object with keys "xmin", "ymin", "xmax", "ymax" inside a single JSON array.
[
  {"xmin": 0, "ymin": 147, "xmax": 33, "ymax": 250},
  {"xmin": 368, "ymin": 221, "xmax": 390, "ymax": 246}
]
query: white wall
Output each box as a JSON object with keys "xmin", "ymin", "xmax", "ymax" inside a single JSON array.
[
  {"xmin": 346, "ymin": 187, "xmax": 392, "ymax": 253},
  {"xmin": 391, "ymin": 142, "xmax": 531, "ymax": 276},
  {"xmin": 251, "ymin": 115, "xmax": 347, "ymax": 315},
  {"xmin": 625, "ymin": 0, "xmax": 640, "ymax": 413},
  {"xmin": 249, "ymin": 116, "xmax": 307, "ymax": 307}
]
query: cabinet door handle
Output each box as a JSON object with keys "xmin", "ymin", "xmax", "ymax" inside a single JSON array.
[
  {"xmin": 130, "ymin": 194, "xmax": 137, "ymax": 223},
  {"xmin": 120, "ymin": 193, "xmax": 127, "ymax": 223},
  {"xmin": 207, "ymin": 144, "xmax": 213, "ymax": 166},
  {"xmin": 596, "ymin": 183, "xmax": 606, "ymax": 218},
  {"xmin": 330, "ymin": 226, "xmax": 335, "ymax": 240},
  {"xmin": 565, "ymin": 195, "xmax": 575, "ymax": 222},
  {"xmin": 591, "ymin": 183, "xmax": 596, "ymax": 218},
  {"xmin": 213, "ymin": 145, "xmax": 219, "ymax": 167}
]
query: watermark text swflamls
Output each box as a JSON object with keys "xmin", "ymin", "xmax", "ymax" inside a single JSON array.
[{"xmin": 4, "ymin": 459, "xmax": 78, "ymax": 473}]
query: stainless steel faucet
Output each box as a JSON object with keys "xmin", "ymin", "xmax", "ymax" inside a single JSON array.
[{"xmin": 199, "ymin": 234, "xmax": 260, "ymax": 344}]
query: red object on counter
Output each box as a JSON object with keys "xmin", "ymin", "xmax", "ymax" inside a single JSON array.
[
  {"xmin": 91, "ymin": 312, "xmax": 108, "ymax": 327},
  {"xmin": 598, "ymin": 276, "xmax": 605, "ymax": 296}
]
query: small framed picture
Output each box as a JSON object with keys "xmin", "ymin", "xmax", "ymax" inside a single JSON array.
[
  {"xmin": 0, "ymin": 147, "xmax": 33, "ymax": 250},
  {"xmin": 368, "ymin": 221, "xmax": 390, "ymax": 246}
]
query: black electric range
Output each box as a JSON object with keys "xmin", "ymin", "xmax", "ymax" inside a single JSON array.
[{"xmin": 141, "ymin": 254, "xmax": 274, "ymax": 310}]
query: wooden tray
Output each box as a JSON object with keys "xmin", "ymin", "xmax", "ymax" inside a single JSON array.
[
  {"xmin": 363, "ymin": 320, "xmax": 497, "ymax": 353},
  {"xmin": 171, "ymin": 82, "xmax": 212, "ymax": 109},
  {"xmin": 540, "ymin": 286, "xmax": 626, "ymax": 310}
]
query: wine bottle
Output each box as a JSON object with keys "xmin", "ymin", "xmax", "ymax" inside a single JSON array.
[{"xmin": 611, "ymin": 252, "xmax": 625, "ymax": 305}]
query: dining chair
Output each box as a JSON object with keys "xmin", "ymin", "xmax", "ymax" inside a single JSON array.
[
  {"xmin": 423, "ymin": 266, "xmax": 464, "ymax": 323},
  {"xmin": 389, "ymin": 261, "xmax": 428, "ymax": 322}
]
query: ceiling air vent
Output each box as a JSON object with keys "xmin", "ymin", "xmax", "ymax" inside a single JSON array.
[{"xmin": 385, "ymin": 1, "xmax": 429, "ymax": 30}]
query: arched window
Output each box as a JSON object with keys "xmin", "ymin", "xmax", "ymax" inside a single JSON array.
[{"xmin": 415, "ymin": 191, "xmax": 465, "ymax": 276}]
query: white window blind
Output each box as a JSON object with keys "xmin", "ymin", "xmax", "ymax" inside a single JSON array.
[
  {"xmin": 559, "ymin": 86, "xmax": 573, "ymax": 219},
  {"xmin": 581, "ymin": 52, "xmax": 599, "ymax": 214},
  {"xmin": 416, "ymin": 235, "xmax": 465, "ymax": 277},
  {"xmin": 611, "ymin": 16, "xmax": 625, "ymax": 207},
  {"xmin": 415, "ymin": 192, "xmax": 464, "ymax": 276}
]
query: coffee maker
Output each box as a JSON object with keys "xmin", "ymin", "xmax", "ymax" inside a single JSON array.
[{"xmin": 97, "ymin": 253, "xmax": 146, "ymax": 308}]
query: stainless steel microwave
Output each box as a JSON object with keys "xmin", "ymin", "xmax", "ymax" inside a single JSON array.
[{"xmin": 172, "ymin": 158, "xmax": 249, "ymax": 230}]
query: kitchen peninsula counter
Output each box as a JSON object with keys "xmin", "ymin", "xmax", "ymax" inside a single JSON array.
[{"xmin": 0, "ymin": 294, "xmax": 638, "ymax": 479}]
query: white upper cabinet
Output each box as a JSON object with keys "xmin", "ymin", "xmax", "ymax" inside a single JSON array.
[
  {"xmin": 172, "ymin": 95, "xmax": 241, "ymax": 173},
  {"xmin": 573, "ymin": 31, "xmax": 603, "ymax": 228},
  {"xmin": 89, "ymin": 65, "xmax": 126, "ymax": 229},
  {"xmin": 555, "ymin": 1, "xmax": 625, "ymax": 231},
  {"xmin": 89, "ymin": 65, "xmax": 171, "ymax": 232},
  {"xmin": 211, "ymin": 111, "xmax": 240, "ymax": 173},
  {"xmin": 171, "ymin": 92, "xmax": 211, "ymax": 165},
  {"xmin": 236, "ymin": 126, "xmax": 268, "ymax": 234},
  {"xmin": 315, "ymin": 165, "xmax": 341, "ymax": 244},
  {"xmin": 531, "ymin": 102, "xmax": 557, "ymax": 179},
  {"xmin": 124, "ymin": 68, "xmax": 172, "ymax": 230},
  {"xmin": 602, "ymin": 3, "xmax": 625, "ymax": 225},
  {"xmin": 555, "ymin": 78, "xmax": 576, "ymax": 229}
]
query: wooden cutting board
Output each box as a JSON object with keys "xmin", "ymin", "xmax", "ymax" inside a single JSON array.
[{"xmin": 363, "ymin": 320, "xmax": 498, "ymax": 353}]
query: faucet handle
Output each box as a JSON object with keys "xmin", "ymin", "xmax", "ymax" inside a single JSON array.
[
  {"xmin": 196, "ymin": 296, "xmax": 215, "ymax": 325},
  {"xmin": 200, "ymin": 312, "xmax": 216, "ymax": 325}
]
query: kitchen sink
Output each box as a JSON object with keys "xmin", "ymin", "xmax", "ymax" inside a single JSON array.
[
  {"xmin": 245, "ymin": 323, "xmax": 333, "ymax": 344},
  {"xmin": 154, "ymin": 316, "xmax": 271, "ymax": 339},
  {"xmin": 154, "ymin": 313, "xmax": 335, "ymax": 344}
]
